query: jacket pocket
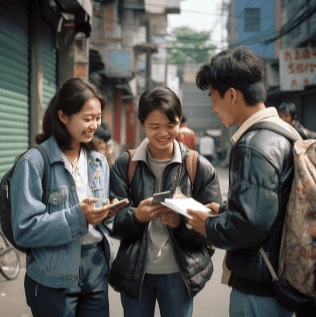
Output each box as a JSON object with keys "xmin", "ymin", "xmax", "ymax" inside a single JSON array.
[{"xmin": 48, "ymin": 186, "xmax": 69, "ymax": 212}]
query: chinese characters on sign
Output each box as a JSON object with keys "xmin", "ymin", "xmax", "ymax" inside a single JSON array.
[
  {"xmin": 75, "ymin": 64, "xmax": 86, "ymax": 78},
  {"xmin": 280, "ymin": 48, "xmax": 316, "ymax": 91}
]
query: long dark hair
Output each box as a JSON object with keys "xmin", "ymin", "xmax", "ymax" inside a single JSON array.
[
  {"xmin": 138, "ymin": 86, "xmax": 182, "ymax": 125},
  {"xmin": 36, "ymin": 78, "xmax": 105, "ymax": 150}
]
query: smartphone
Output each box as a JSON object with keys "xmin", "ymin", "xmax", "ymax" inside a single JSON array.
[
  {"xmin": 99, "ymin": 198, "xmax": 128, "ymax": 209},
  {"xmin": 153, "ymin": 191, "xmax": 171, "ymax": 205}
]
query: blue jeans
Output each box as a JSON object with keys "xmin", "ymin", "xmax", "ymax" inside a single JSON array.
[
  {"xmin": 230, "ymin": 288, "xmax": 295, "ymax": 317},
  {"xmin": 25, "ymin": 243, "xmax": 109, "ymax": 317},
  {"xmin": 121, "ymin": 273, "xmax": 193, "ymax": 317}
]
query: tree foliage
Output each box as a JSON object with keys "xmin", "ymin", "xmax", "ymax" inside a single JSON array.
[{"xmin": 167, "ymin": 27, "xmax": 216, "ymax": 65}]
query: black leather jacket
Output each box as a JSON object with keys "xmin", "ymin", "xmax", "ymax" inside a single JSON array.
[
  {"xmin": 205, "ymin": 128, "xmax": 294, "ymax": 296},
  {"xmin": 109, "ymin": 142, "xmax": 222, "ymax": 300}
]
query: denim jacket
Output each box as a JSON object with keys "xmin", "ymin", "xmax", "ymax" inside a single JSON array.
[{"xmin": 11, "ymin": 136, "xmax": 114, "ymax": 288}]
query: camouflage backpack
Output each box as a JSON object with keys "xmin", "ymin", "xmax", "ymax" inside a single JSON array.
[{"xmin": 247, "ymin": 121, "xmax": 316, "ymax": 311}]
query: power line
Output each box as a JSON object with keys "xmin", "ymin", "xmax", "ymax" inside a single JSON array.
[{"xmin": 263, "ymin": 1, "xmax": 316, "ymax": 44}]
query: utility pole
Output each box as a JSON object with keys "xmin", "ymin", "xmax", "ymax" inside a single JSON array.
[{"xmin": 146, "ymin": 17, "xmax": 152, "ymax": 90}]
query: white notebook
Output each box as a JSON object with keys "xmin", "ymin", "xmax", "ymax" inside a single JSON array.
[{"xmin": 161, "ymin": 197, "xmax": 211, "ymax": 219}]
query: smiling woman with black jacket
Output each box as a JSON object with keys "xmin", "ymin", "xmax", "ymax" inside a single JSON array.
[{"xmin": 108, "ymin": 86, "xmax": 222, "ymax": 317}]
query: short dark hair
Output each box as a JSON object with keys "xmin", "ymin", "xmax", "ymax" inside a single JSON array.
[
  {"xmin": 138, "ymin": 86, "xmax": 182, "ymax": 125},
  {"xmin": 278, "ymin": 102, "xmax": 297, "ymax": 120},
  {"xmin": 36, "ymin": 77, "xmax": 105, "ymax": 151},
  {"xmin": 196, "ymin": 46, "xmax": 266, "ymax": 106},
  {"xmin": 181, "ymin": 115, "xmax": 187, "ymax": 124},
  {"xmin": 94, "ymin": 122, "xmax": 112, "ymax": 143}
]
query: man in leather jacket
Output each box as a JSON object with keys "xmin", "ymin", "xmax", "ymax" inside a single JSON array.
[{"xmin": 187, "ymin": 47, "xmax": 301, "ymax": 317}]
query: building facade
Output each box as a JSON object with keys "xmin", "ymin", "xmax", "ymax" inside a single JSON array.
[
  {"xmin": 89, "ymin": 0, "xmax": 180, "ymax": 156},
  {"xmin": 264, "ymin": 0, "xmax": 316, "ymax": 132},
  {"xmin": 0, "ymin": 0, "xmax": 92, "ymax": 180}
]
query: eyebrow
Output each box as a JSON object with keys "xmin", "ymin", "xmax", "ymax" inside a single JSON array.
[{"xmin": 148, "ymin": 122, "xmax": 175, "ymax": 125}]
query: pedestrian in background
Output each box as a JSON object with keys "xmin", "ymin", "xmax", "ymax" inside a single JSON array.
[
  {"xmin": 94, "ymin": 122, "xmax": 115, "ymax": 169},
  {"xmin": 176, "ymin": 115, "xmax": 197, "ymax": 149},
  {"xmin": 187, "ymin": 46, "xmax": 301, "ymax": 317},
  {"xmin": 10, "ymin": 78, "xmax": 127, "ymax": 317},
  {"xmin": 108, "ymin": 86, "xmax": 221, "ymax": 317},
  {"xmin": 277, "ymin": 102, "xmax": 316, "ymax": 140},
  {"xmin": 199, "ymin": 131, "xmax": 215, "ymax": 164}
]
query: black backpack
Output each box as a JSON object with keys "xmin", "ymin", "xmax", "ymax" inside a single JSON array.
[{"xmin": 0, "ymin": 145, "xmax": 51, "ymax": 253}]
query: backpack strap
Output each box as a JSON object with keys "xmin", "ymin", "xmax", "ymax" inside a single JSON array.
[
  {"xmin": 240, "ymin": 121, "xmax": 300, "ymax": 142},
  {"xmin": 186, "ymin": 150, "xmax": 198, "ymax": 185},
  {"xmin": 34, "ymin": 145, "xmax": 51, "ymax": 205},
  {"xmin": 127, "ymin": 149, "xmax": 137, "ymax": 187}
]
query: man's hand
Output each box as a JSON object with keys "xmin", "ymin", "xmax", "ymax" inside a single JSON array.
[
  {"xmin": 160, "ymin": 207, "xmax": 181, "ymax": 228},
  {"xmin": 205, "ymin": 202, "xmax": 220, "ymax": 215},
  {"xmin": 135, "ymin": 197, "xmax": 165, "ymax": 222},
  {"xmin": 186, "ymin": 209, "xmax": 212, "ymax": 234},
  {"xmin": 80, "ymin": 197, "xmax": 110, "ymax": 225}
]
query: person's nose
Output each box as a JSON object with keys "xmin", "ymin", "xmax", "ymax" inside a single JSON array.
[
  {"xmin": 158, "ymin": 128, "xmax": 168, "ymax": 136},
  {"xmin": 90, "ymin": 120, "xmax": 98, "ymax": 131}
]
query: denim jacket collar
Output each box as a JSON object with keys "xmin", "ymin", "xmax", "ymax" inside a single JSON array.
[{"xmin": 43, "ymin": 136, "xmax": 104, "ymax": 166}]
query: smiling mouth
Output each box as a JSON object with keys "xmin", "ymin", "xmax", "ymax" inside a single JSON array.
[
  {"xmin": 156, "ymin": 137, "xmax": 170, "ymax": 142},
  {"xmin": 84, "ymin": 132, "xmax": 93, "ymax": 137}
]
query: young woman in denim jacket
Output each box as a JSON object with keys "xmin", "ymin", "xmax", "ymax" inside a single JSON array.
[
  {"xmin": 109, "ymin": 87, "xmax": 222, "ymax": 317},
  {"xmin": 10, "ymin": 78, "xmax": 127, "ymax": 317}
]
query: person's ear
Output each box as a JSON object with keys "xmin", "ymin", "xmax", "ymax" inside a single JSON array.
[
  {"xmin": 58, "ymin": 110, "xmax": 68, "ymax": 125},
  {"xmin": 228, "ymin": 88, "xmax": 237, "ymax": 103},
  {"xmin": 139, "ymin": 120, "xmax": 144, "ymax": 130}
]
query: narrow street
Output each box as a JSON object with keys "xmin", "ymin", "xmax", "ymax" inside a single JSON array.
[{"xmin": 0, "ymin": 167, "xmax": 230, "ymax": 317}]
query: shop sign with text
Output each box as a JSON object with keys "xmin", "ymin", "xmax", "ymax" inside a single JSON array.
[{"xmin": 279, "ymin": 48, "xmax": 316, "ymax": 91}]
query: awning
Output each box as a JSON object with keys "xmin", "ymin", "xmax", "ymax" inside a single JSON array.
[
  {"xmin": 55, "ymin": 0, "xmax": 92, "ymax": 36},
  {"xmin": 55, "ymin": 0, "xmax": 92, "ymax": 17}
]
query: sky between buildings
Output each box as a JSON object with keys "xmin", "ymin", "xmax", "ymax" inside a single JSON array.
[{"xmin": 167, "ymin": 0, "xmax": 228, "ymax": 52}]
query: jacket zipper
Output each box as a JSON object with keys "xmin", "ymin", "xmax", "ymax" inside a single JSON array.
[
  {"xmin": 162, "ymin": 163, "xmax": 193, "ymax": 298},
  {"xmin": 138, "ymin": 160, "xmax": 193, "ymax": 299},
  {"xmin": 137, "ymin": 160, "xmax": 180, "ymax": 299},
  {"xmin": 137, "ymin": 161, "xmax": 156, "ymax": 300}
]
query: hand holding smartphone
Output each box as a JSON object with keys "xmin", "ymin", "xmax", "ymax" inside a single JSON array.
[
  {"xmin": 98, "ymin": 198, "xmax": 128, "ymax": 209},
  {"xmin": 153, "ymin": 191, "xmax": 171, "ymax": 205}
]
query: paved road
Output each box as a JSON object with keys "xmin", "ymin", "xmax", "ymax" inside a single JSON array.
[{"xmin": 0, "ymin": 167, "xmax": 230, "ymax": 317}]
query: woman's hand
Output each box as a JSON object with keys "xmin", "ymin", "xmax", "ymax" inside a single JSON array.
[
  {"xmin": 135, "ymin": 197, "xmax": 165, "ymax": 222},
  {"xmin": 106, "ymin": 198, "xmax": 129, "ymax": 218},
  {"xmin": 80, "ymin": 197, "xmax": 110, "ymax": 225},
  {"xmin": 160, "ymin": 207, "xmax": 181, "ymax": 228}
]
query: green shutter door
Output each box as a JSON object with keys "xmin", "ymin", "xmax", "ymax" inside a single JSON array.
[
  {"xmin": 0, "ymin": 1, "xmax": 29, "ymax": 179},
  {"xmin": 42, "ymin": 21, "xmax": 57, "ymax": 111}
]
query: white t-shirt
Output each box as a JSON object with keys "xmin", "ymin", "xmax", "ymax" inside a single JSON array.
[{"xmin": 61, "ymin": 148, "xmax": 103, "ymax": 245}]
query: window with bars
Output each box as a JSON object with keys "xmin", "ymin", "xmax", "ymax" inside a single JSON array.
[{"xmin": 244, "ymin": 8, "xmax": 261, "ymax": 32}]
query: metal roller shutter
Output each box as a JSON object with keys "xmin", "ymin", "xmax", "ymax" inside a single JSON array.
[
  {"xmin": 0, "ymin": 1, "xmax": 29, "ymax": 179},
  {"xmin": 42, "ymin": 21, "xmax": 57, "ymax": 111}
]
